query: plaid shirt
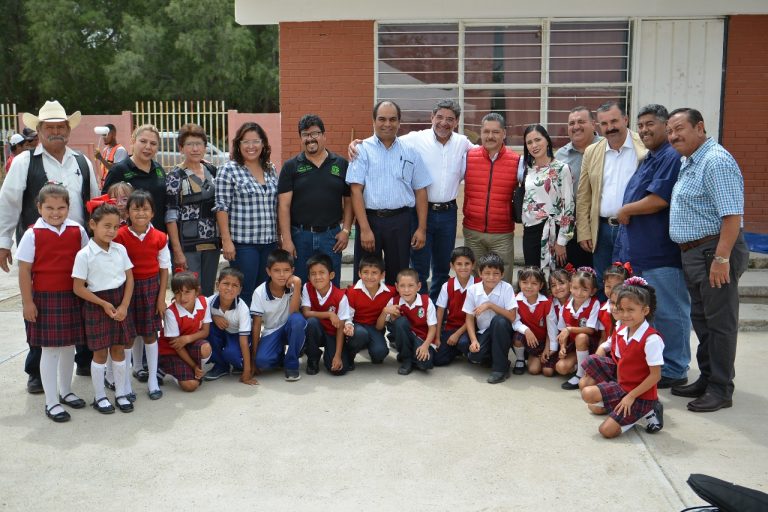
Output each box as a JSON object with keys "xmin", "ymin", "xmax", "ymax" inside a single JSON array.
[
  {"xmin": 669, "ymin": 138, "xmax": 743, "ymax": 243},
  {"xmin": 213, "ymin": 160, "xmax": 278, "ymax": 244}
]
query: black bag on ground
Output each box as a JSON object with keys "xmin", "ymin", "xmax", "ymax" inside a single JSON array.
[{"xmin": 682, "ymin": 473, "xmax": 768, "ymax": 512}]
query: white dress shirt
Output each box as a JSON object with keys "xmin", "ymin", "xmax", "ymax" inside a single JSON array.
[
  {"xmin": 71, "ymin": 240, "xmax": 133, "ymax": 292},
  {"xmin": 400, "ymin": 129, "xmax": 473, "ymax": 203},
  {"xmin": 599, "ymin": 132, "xmax": 638, "ymax": 218}
]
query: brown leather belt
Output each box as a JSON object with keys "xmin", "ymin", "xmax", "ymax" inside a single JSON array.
[{"xmin": 679, "ymin": 234, "xmax": 719, "ymax": 252}]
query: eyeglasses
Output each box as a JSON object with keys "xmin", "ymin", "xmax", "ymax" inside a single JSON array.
[
  {"xmin": 300, "ymin": 131, "xmax": 323, "ymax": 140},
  {"xmin": 183, "ymin": 141, "xmax": 205, "ymax": 148},
  {"xmin": 240, "ymin": 139, "xmax": 262, "ymax": 147}
]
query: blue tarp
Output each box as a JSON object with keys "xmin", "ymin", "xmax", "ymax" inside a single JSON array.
[{"xmin": 745, "ymin": 232, "xmax": 768, "ymax": 254}]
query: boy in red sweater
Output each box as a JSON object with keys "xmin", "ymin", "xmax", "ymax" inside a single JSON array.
[{"xmin": 434, "ymin": 246, "xmax": 477, "ymax": 366}]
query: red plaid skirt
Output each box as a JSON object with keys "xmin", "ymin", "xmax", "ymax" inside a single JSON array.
[
  {"xmin": 597, "ymin": 381, "xmax": 656, "ymax": 427},
  {"xmin": 131, "ymin": 276, "xmax": 162, "ymax": 337},
  {"xmin": 159, "ymin": 339, "xmax": 207, "ymax": 381},
  {"xmin": 582, "ymin": 355, "xmax": 616, "ymax": 384},
  {"xmin": 83, "ymin": 286, "xmax": 135, "ymax": 351},
  {"xmin": 27, "ymin": 290, "xmax": 84, "ymax": 347},
  {"xmin": 513, "ymin": 332, "xmax": 556, "ymax": 369}
]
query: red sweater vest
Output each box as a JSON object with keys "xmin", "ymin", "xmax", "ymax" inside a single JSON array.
[
  {"xmin": 158, "ymin": 296, "xmax": 208, "ymax": 356},
  {"xmin": 517, "ymin": 298, "xmax": 552, "ymax": 341},
  {"xmin": 346, "ymin": 284, "xmax": 396, "ymax": 326},
  {"xmin": 617, "ymin": 326, "xmax": 660, "ymax": 401},
  {"xmin": 32, "ymin": 225, "xmax": 82, "ymax": 291},
  {"xmin": 306, "ymin": 282, "xmax": 346, "ymax": 336},
  {"xmin": 443, "ymin": 277, "xmax": 478, "ymax": 330},
  {"xmin": 562, "ymin": 296, "xmax": 599, "ymax": 328},
  {"xmin": 462, "ymin": 145, "xmax": 519, "ymax": 233},
  {"xmin": 399, "ymin": 294, "xmax": 431, "ymax": 340},
  {"xmin": 114, "ymin": 226, "xmax": 167, "ymax": 280},
  {"xmin": 598, "ymin": 305, "xmax": 613, "ymax": 335}
]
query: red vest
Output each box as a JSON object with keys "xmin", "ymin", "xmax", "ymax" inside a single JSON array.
[
  {"xmin": 158, "ymin": 296, "xmax": 208, "ymax": 356},
  {"xmin": 598, "ymin": 305, "xmax": 613, "ymax": 335},
  {"xmin": 31, "ymin": 225, "xmax": 82, "ymax": 291},
  {"xmin": 462, "ymin": 145, "xmax": 519, "ymax": 233},
  {"xmin": 114, "ymin": 226, "xmax": 167, "ymax": 280},
  {"xmin": 346, "ymin": 284, "xmax": 396, "ymax": 326},
  {"xmin": 306, "ymin": 282, "xmax": 346, "ymax": 336},
  {"xmin": 443, "ymin": 277, "xmax": 478, "ymax": 330},
  {"xmin": 399, "ymin": 294, "xmax": 431, "ymax": 340},
  {"xmin": 562, "ymin": 296, "xmax": 599, "ymax": 329},
  {"xmin": 616, "ymin": 326, "xmax": 660, "ymax": 401},
  {"xmin": 517, "ymin": 297, "xmax": 552, "ymax": 341}
]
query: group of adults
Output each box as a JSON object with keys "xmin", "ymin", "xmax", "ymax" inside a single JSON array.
[{"xmin": 0, "ymin": 97, "xmax": 746, "ymax": 414}]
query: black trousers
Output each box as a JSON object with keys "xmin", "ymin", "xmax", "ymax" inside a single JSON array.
[{"xmin": 354, "ymin": 210, "xmax": 411, "ymax": 286}]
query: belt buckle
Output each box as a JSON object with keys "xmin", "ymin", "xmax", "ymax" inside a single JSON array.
[{"xmin": 607, "ymin": 217, "xmax": 619, "ymax": 227}]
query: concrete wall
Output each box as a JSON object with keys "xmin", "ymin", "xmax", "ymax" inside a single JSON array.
[{"xmin": 722, "ymin": 15, "xmax": 768, "ymax": 233}]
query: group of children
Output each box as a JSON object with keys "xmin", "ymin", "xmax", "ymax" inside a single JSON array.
[{"xmin": 20, "ymin": 182, "xmax": 665, "ymax": 438}]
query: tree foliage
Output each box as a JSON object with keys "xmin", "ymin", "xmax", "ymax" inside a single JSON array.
[{"xmin": 0, "ymin": 0, "xmax": 278, "ymax": 113}]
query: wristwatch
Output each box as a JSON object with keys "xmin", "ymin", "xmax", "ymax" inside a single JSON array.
[{"xmin": 714, "ymin": 255, "xmax": 729, "ymax": 264}]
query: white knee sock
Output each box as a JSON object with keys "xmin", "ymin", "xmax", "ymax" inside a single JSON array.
[
  {"xmin": 40, "ymin": 347, "xmax": 61, "ymax": 409},
  {"xmin": 58, "ymin": 345, "xmax": 75, "ymax": 397},
  {"xmin": 123, "ymin": 351, "xmax": 133, "ymax": 394},
  {"xmin": 132, "ymin": 337, "xmax": 144, "ymax": 371},
  {"xmin": 105, "ymin": 352, "xmax": 114, "ymax": 385},
  {"xmin": 113, "ymin": 360, "xmax": 129, "ymax": 406},
  {"xmin": 145, "ymin": 342, "xmax": 159, "ymax": 392},
  {"xmin": 91, "ymin": 361, "xmax": 106, "ymax": 400},
  {"xmin": 575, "ymin": 350, "xmax": 589, "ymax": 377},
  {"xmin": 513, "ymin": 346, "xmax": 525, "ymax": 362}
]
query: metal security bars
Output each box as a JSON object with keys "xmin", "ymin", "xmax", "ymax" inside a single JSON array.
[{"xmin": 1, "ymin": 103, "xmax": 19, "ymax": 180}]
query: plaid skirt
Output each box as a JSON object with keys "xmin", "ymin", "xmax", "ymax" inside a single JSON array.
[
  {"xmin": 597, "ymin": 381, "xmax": 656, "ymax": 427},
  {"xmin": 159, "ymin": 339, "xmax": 207, "ymax": 381},
  {"xmin": 83, "ymin": 286, "xmax": 135, "ymax": 351},
  {"xmin": 582, "ymin": 355, "xmax": 616, "ymax": 384},
  {"xmin": 131, "ymin": 276, "xmax": 162, "ymax": 337},
  {"xmin": 27, "ymin": 290, "xmax": 84, "ymax": 347},
  {"xmin": 513, "ymin": 332, "xmax": 556, "ymax": 369}
]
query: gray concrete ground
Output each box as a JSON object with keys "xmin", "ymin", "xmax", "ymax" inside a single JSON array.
[{"xmin": 1, "ymin": 247, "xmax": 767, "ymax": 511}]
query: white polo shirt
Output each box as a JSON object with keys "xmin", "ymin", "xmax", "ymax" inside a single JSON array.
[
  {"xmin": 208, "ymin": 293, "xmax": 252, "ymax": 335},
  {"xmin": 300, "ymin": 284, "xmax": 351, "ymax": 322},
  {"xmin": 71, "ymin": 240, "xmax": 133, "ymax": 292},
  {"xmin": 462, "ymin": 280, "xmax": 516, "ymax": 334},
  {"xmin": 599, "ymin": 132, "xmax": 638, "ymax": 218},
  {"xmin": 557, "ymin": 297, "xmax": 600, "ymax": 331},
  {"xmin": 16, "ymin": 218, "xmax": 89, "ymax": 263},
  {"xmin": 164, "ymin": 297, "xmax": 212, "ymax": 337},
  {"xmin": 250, "ymin": 281, "xmax": 295, "ymax": 337},
  {"xmin": 400, "ymin": 129, "xmax": 473, "ymax": 203},
  {"xmin": 614, "ymin": 320, "xmax": 664, "ymax": 365}
]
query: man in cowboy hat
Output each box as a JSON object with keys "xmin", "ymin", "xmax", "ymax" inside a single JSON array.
[{"xmin": 0, "ymin": 100, "xmax": 100, "ymax": 393}]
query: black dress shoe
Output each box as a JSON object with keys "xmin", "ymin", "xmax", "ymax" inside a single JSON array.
[
  {"xmin": 306, "ymin": 359, "xmax": 320, "ymax": 375},
  {"xmin": 671, "ymin": 379, "xmax": 708, "ymax": 398},
  {"xmin": 687, "ymin": 393, "xmax": 732, "ymax": 413},
  {"xmin": 59, "ymin": 393, "xmax": 86, "ymax": 409},
  {"xmin": 398, "ymin": 364, "xmax": 413, "ymax": 375},
  {"xmin": 487, "ymin": 370, "xmax": 509, "ymax": 384},
  {"xmin": 75, "ymin": 366, "xmax": 91, "ymax": 377},
  {"xmin": 115, "ymin": 396, "xmax": 134, "ymax": 413},
  {"xmin": 45, "ymin": 404, "xmax": 71, "ymax": 423},
  {"xmin": 658, "ymin": 376, "xmax": 688, "ymax": 389},
  {"xmin": 27, "ymin": 375, "xmax": 44, "ymax": 394},
  {"xmin": 91, "ymin": 397, "xmax": 115, "ymax": 414}
]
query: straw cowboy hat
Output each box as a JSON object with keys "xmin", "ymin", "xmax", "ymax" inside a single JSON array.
[{"xmin": 22, "ymin": 100, "xmax": 81, "ymax": 129}]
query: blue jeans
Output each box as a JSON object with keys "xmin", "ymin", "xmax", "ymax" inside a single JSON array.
[
  {"xmin": 434, "ymin": 328, "xmax": 470, "ymax": 366},
  {"xmin": 411, "ymin": 207, "xmax": 458, "ymax": 301},
  {"xmin": 304, "ymin": 317, "xmax": 349, "ymax": 374},
  {"xmin": 254, "ymin": 313, "xmax": 306, "ymax": 371},
  {"xmin": 291, "ymin": 226, "xmax": 342, "ymax": 287},
  {"xmin": 594, "ymin": 221, "xmax": 621, "ymax": 300},
  {"xmin": 232, "ymin": 242, "xmax": 277, "ymax": 308},
  {"xmin": 639, "ymin": 266, "xmax": 692, "ymax": 379},
  {"xmin": 208, "ymin": 325, "xmax": 246, "ymax": 371},
  {"xmin": 346, "ymin": 324, "xmax": 389, "ymax": 363}
]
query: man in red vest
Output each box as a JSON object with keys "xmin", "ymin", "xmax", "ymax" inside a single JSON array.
[{"xmin": 94, "ymin": 123, "xmax": 128, "ymax": 187}]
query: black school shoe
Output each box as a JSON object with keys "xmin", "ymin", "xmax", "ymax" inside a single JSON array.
[
  {"xmin": 115, "ymin": 396, "xmax": 134, "ymax": 413},
  {"xmin": 306, "ymin": 359, "xmax": 320, "ymax": 375},
  {"xmin": 646, "ymin": 402, "xmax": 664, "ymax": 433},
  {"xmin": 91, "ymin": 397, "xmax": 115, "ymax": 414},
  {"xmin": 45, "ymin": 404, "xmax": 71, "ymax": 423},
  {"xmin": 512, "ymin": 360, "xmax": 526, "ymax": 375}
]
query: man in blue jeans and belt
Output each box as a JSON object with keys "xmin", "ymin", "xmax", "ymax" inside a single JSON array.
[
  {"xmin": 614, "ymin": 104, "xmax": 691, "ymax": 389},
  {"xmin": 278, "ymin": 114, "xmax": 353, "ymax": 287}
]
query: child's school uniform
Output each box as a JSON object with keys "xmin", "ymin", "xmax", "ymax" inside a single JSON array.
[
  {"xmin": 462, "ymin": 280, "xmax": 517, "ymax": 374},
  {"xmin": 557, "ymin": 296, "xmax": 600, "ymax": 354},
  {"xmin": 72, "ymin": 240, "xmax": 135, "ymax": 350},
  {"xmin": 433, "ymin": 276, "xmax": 477, "ymax": 366},
  {"xmin": 597, "ymin": 300, "xmax": 614, "ymax": 337},
  {"xmin": 344, "ymin": 280, "xmax": 397, "ymax": 364},
  {"xmin": 302, "ymin": 282, "xmax": 352, "ymax": 374},
  {"xmin": 387, "ymin": 293, "xmax": 437, "ymax": 371},
  {"xmin": 17, "ymin": 219, "xmax": 88, "ymax": 347},
  {"xmin": 113, "ymin": 224, "xmax": 170, "ymax": 337},
  {"xmin": 583, "ymin": 327, "xmax": 621, "ymax": 384},
  {"xmin": 250, "ymin": 281, "xmax": 307, "ymax": 371},
  {"xmin": 158, "ymin": 296, "xmax": 211, "ymax": 381},
  {"xmin": 512, "ymin": 292, "xmax": 557, "ymax": 370},
  {"xmin": 596, "ymin": 321, "xmax": 664, "ymax": 430},
  {"xmin": 207, "ymin": 293, "xmax": 252, "ymax": 372}
]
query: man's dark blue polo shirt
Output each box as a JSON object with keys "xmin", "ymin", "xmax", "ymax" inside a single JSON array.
[{"xmin": 617, "ymin": 141, "xmax": 682, "ymax": 271}]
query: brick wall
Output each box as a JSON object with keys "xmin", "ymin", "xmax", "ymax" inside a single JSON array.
[
  {"xmin": 279, "ymin": 20, "xmax": 374, "ymax": 164},
  {"xmin": 722, "ymin": 15, "xmax": 768, "ymax": 233}
]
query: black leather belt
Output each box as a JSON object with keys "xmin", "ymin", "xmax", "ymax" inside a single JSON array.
[
  {"xmin": 292, "ymin": 223, "xmax": 338, "ymax": 233},
  {"xmin": 428, "ymin": 200, "xmax": 456, "ymax": 211},
  {"xmin": 679, "ymin": 234, "xmax": 719, "ymax": 252},
  {"xmin": 599, "ymin": 216, "xmax": 620, "ymax": 227},
  {"xmin": 365, "ymin": 207, "xmax": 409, "ymax": 218}
]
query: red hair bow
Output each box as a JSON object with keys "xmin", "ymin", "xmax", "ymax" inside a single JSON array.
[
  {"xmin": 563, "ymin": 263, "xmax": 576, "ymax": 274},
  {"xmin": 86, "ymin": 194, "xmax": 116, "ymax": 214},
  {"xmin": 612, "ymin": 261, "xmax": 633, "ymax": 276}
]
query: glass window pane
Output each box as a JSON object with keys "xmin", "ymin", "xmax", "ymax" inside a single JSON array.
[
  {"xmin": 550, "ymin": 21, "xmax": 630, "ymax": 84},
  {"xmin": 463, "ymin": 89, "xmax": 541, "ymax": 146},
  {"xmin": 464, "ymin": 25, "xmax": 542, "ymax": 85},
  {"xmin": 547, "ymin": 87, "xmax": 629, "ymax": 149},
  {"xmin": 377, "ymin": 88, "xmax": 459, "ymax": 134},
  {"xmin": 378, "ymin": 24, "xmax": 459, "ymax": 85}
]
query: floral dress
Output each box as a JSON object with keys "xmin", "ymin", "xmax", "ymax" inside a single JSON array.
[{"xmin": 521, "ymin": 159, "xmax": 575, "ymax": 269}]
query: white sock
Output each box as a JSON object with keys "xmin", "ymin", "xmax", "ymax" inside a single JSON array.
[
  {"xmin": 592, "ymin": 401, "xmax": 605, "ymax": 408},
  {"xmin": 123, "ymin": 351, "xmax": 133, "ymax": 394},
  {"xmin": 40, "ymin": 347, "xmax": 61, "ymax": 409},
  {"xmin": 201, "ymin": 354, "xmax": 211, "ymax": 367},
  {"xmin": 567, "ymin": 375, "xmax": 581, "ymax": 385},
  {"xmin": 113, "ymin": 360, "xmax": 129, "ymax": 406},
  {"xmin": 132, "ymin": 337, "xmax": 144, "ymax": 371},
  {"xmin": 513, "ymin": 346, "xmax": 525, "ymax": 362},
  {"xmin": 91, "ymin": 361, "xmax": 106, "ymax": 400},
  {"xmin": 105, "ymin": 352, "xmax": 114, "ymax": 385},
  {"xmin": 575, "ymin": 350, "xmax": 589, "ymax": 378},
  {"xmin": 58, "ymin": 345, "xmax": 75, "ymax": 397},
  {"xmin": 145, "ymin": 342, "xmax": 160, "ymax": 392}
]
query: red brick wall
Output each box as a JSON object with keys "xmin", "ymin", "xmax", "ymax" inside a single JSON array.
[
  {"xmin": 279, "ymin": 20, "xmax": 374, "ymax": 164},
  {"xmin": 722, "ymin": 15, "xmax": 768, "ymax": 233}
]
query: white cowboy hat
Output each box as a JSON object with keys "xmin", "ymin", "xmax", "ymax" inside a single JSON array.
[{"xmin": 22, "ymin": 100, "xmax": 81, "ymax": 129}]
